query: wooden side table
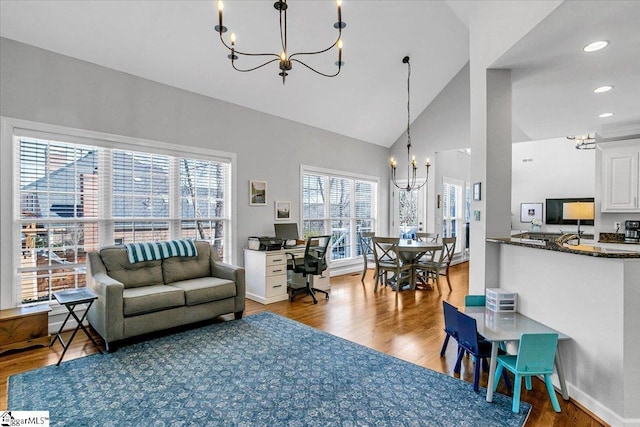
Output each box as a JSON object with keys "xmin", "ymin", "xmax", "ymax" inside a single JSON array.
[
  {"xmin": 0, "ymin": 305, "xmax": 51, "ymax": 355},
  {"xmin": 50, "ymin": 288, "xmax": 103, "ymax": 365}
]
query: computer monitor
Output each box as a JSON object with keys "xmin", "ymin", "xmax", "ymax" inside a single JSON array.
[{"xmin": 274, "ymin": 223, "xmax": 300, "ymax": 247}]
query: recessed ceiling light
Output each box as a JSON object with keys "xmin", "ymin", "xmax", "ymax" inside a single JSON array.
[
  {"xmin": 594, "ymin": 85, "xmax": 613, "ymax": 93},
  {"xmin": 583, "ymin": 40, "xmax": 609, "ymax": 52},
  {"xmin": 599, "ymin": 112, "xmax": 614, "ymax": 118}
]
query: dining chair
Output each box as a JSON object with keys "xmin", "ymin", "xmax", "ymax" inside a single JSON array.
[
  {"xmin": 440, "ymin": 301, "xmax": 460, "ymax": 357},
  {"xmin": 414, "ymin": 237, "xmax": 456, "ymax": 294},
  {"xmin": 415, "ymin": 232, "xmax": 439, "ymax": 264},
  {"xmin": 464, "ymin": 295, "xmax": 486, "ymax": 306},
  {"xmin": 416, "ymin": 232, "xmax": 439, "ymax": 243},
  {"xmin": 456, "ymin": 311, "xmax": 511, "ymax": 393},
  {"xmin": 359, "ymin": 232, "xmax": 376, "ymax": 283},
  {"xmin": 371, "ymin": 237, "xmax": 412, "ymax": 292},
  {"xmin": 493, "ymin": 333, "xmax": 561, "ymax": 413}
]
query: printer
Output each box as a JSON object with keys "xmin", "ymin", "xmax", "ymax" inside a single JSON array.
[{"xmin": 248, "ymin": 236, "xmax": 283, "ymax": 251}]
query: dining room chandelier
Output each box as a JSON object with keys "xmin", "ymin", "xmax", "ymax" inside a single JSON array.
[
  {"xmin": 215, "ymin": 0, "xmax": 345, "ymax": 85},
  {"xmin": 390, "ymin": 56, "xmax": 431, "ymax": 192}
]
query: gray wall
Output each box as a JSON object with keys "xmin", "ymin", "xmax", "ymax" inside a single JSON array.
[
  {"xmin": 0, "ymin": 37, "xmax": 390, "ymax": 267},
  {"xmin": 434, "ymin": 149, "xmax": 471, "ymax": 241},
  {"xmin": 388, "ymin": 62, "xmax": 470, "ymax": 233}
]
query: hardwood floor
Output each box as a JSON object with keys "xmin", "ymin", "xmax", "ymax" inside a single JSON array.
[{"xmin": 0, "ymin": 262, "xmax": 606, "ymax": 426}]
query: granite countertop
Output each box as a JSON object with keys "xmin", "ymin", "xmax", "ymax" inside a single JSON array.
[
  {"xmin": 511, "ymin": 231, "xmax": 594, "ymax": 240},
  {"xmin": 487, "ymin": 237, "xmax": 640, "ymax": 258},
  {"xmin": 598, "ymin": 232, "xmax": 640, "ymax": 244}
]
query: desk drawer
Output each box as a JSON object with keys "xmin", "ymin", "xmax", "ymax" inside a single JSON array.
[
  {"xmin": 266, "ymin": 264, "xmax": 287, "ymax": 277},
  {"xmin": 266, "ymin": 276, "xmax": 287, "ymax": 298},
  {"xmin": 266, "ymin": 254, "xmax": 287, "ymax": 267}
]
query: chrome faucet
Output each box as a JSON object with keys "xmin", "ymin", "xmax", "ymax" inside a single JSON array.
[{"xmin": 556, "ymin": 233, "xmax": 579, "ymax": 245}]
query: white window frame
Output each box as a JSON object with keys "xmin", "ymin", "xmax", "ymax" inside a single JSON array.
[
  {"xmin": 442, "ymin": 176, "xmax": 465, "ymax": 255},
  {"xmin": 1, "ymin": 117, "xmax": 237, "ymax": 310},
  {"xmin": 300, "ymin": 165, "xmax": 378, "ymax": 268}
]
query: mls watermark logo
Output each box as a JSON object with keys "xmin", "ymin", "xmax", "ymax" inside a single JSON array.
[{"xmin": 1, "ymin": 411, "xmax": 49, "ymax": 427}]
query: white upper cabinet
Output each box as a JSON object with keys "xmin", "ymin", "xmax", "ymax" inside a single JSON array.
[{"xmin": 601, "ymin": 142, "xmax": 640, "ymax": 212}]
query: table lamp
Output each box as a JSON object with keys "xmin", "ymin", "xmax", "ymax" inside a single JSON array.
[{"xmin": 563, "ymin": 202, "xmax": 594, "ymax": 244}]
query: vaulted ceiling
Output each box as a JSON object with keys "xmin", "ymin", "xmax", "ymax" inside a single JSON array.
[{"xmin": 1, "ymin": 1, "xmax": 638, "ymax": 147}]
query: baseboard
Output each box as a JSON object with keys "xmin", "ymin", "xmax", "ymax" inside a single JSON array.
[
  {"xmin": 329, "ymin": 263, "xmax": 363, "ymax": 277},
  {"xmin": 566, "ymin": 382, "xmax": 636, "ymax": 427},
  {"xmin": 569, "ymin": 396, "xmax": 615, "ymax": 427}
]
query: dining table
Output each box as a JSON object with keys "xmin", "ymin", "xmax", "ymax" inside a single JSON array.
[
  {"xmin": 396, "ymin": 240, "xmax": 442, "ymax": 289},
  {"xmin": 464, "ymin": 306, "xmax": 571, "ymax": 403}
]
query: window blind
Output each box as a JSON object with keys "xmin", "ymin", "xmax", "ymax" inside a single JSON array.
[
  {"xmin": 15, "ymin": 135, "xmax": 232, "ymax": 306},
  {"xmin": 302, "ymin": 168, "xmax": 377, "ymax": 262}
]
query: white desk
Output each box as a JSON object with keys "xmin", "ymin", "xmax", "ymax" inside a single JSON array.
[
  {"xmin": 464, "ymin": 307, "xmax": 570, "ymax": 403},
  {"xmin": 244, "ymin": 247, "xmax": 330, "ymax": 304}
]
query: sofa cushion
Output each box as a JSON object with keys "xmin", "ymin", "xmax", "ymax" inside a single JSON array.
[
  {"xmin": 100, "ymin": 246, "xmax": 164, "ymax": 289},
  {"xmin": 122, "ymin": 285, "xmax": 185, "ymax": 317},
  {"xmin": 170, "ymin": 277, "xmax": 237, "ymax": 306},
  {"xmin": 162, "ymin": 241, "xmax": 211, "ymax": 284}
]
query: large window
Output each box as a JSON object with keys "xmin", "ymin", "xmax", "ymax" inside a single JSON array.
[
  {"xmin": 15, "ymin": 133, "xmax": 232, "ymax": 306},
  {"xmin": 442, "ymin": 178, "xmax": 465, "ymax": 255},
  {"xmin": 302, "ymin": 167, "xmax": 377, "ymax": 262}
]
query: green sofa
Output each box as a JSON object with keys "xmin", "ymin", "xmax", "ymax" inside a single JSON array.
[{"xmin": 86, "ymin": 241, "xmax": 245, "ymax": 350}]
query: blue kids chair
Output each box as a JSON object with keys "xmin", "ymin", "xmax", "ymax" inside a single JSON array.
[
  {"xmin": 464, "ymin": 294, "xmax": 486, "ymax": 306},
  {"xmin": 440, "ymin": 301, "xmax": 459, "ymax": 356},
  {"xmin": 456, "ymin": 311, "xmax": 511, "ymax": 392}
]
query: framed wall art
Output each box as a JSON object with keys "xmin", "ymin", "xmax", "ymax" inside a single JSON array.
[
  {"xmin": 520, "ymin": 202, "xmax": 543, "ymax": 223},
  {"xmin": 473, "ymin": 182, "xmax": 482, "ymax": 201},
  {"xmin": 275, "ymin": 201, "xmax": 291, "ymax": 220},
  {"xmin": 249, "ymin": 180, "xmax": 267, "ymax": 206}
]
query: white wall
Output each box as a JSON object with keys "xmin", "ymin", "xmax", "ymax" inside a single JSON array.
[
  {"xmin": 0, "ymin": 37, "xmax": 390, "ymax": 308},
  {"xmin": 511, "ymin": 137, "xmax": 596, "ymax": 234}
]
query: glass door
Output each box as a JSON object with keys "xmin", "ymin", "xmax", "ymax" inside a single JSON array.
[{"xmin": 390, "ymin": 181, "xmax": 426, "ymax": 238}]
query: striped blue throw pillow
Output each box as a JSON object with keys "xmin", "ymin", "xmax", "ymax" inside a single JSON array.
[
  {"xmin": 157, "ymin": 239, "xmax": 198, "ymax": 259},
  {"xmin": 125, "ymin": 240, "xmax": 198, "ymax": 263},
  {"xmin": 125, "ymin": 242, "xmax": 163, "ymax": 264}
]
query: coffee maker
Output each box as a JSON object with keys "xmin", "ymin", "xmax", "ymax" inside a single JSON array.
[{"xmin": 625, "ymin": 220, "xmax": 640, "ymax": 243}]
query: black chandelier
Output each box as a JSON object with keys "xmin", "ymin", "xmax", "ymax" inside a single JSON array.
[
  {"xmin": 215, "ymin": 0, "xmax": 346, "ymax": 85},
  {"xmin": 390, "ymin": 56, "xmax": 430, "ymax": 192},
  {"xmin": 567, "ymin": 134, "xmax": 597, "ymax": 150}
]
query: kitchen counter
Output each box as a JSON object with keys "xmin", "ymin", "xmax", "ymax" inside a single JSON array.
[
  {"xmin": 511, "ymin": 231, "xmax": 594, "ymax": 241},
  {"xmin": 487, "ymin": 237, "xmax": 640, "ymax": 258},
  {"xmin": 598, "ymin": 232, "xmax": 640, "ymax": 245},
  {"xmin": 487, "ymin": 238, "xmax": 640, "ymax": 423}
]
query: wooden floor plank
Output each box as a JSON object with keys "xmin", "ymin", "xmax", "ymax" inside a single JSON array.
[{"xmin": 0, "ymin": 263, "xmax": 606, "ymax": 426}]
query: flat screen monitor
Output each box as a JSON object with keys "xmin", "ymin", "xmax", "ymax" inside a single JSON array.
[
  {"xmin": 545, "ymin": 197, "xmax": 594, "ymax": 225},
  {"xmin": 274, "ymin": 223, "xmax": 300, "ymax": 242}
]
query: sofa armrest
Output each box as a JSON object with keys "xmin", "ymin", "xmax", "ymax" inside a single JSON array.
[
  {"xmin": 86, "ymin": 252, "xmax": 125, "ymax": 346},
  {"xmin": 209, "ymin": 251, "xmax": 245, "ymax": 315}
]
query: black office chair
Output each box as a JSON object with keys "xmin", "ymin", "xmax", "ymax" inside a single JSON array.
[{"xmin": 286, "ymin": 235, "xmax": 332, "ymax": 304}]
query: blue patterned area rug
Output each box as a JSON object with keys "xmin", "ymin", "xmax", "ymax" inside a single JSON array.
[{"xmin": 9, "ymin": 312, "xmax": 529, "ymax": 426}]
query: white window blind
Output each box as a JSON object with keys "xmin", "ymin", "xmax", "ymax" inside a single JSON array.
[
  {"xmin": 18, "ymin": 138, "xmax": 99, "ymax": 305},
  {"xmin": 302, "ymin": 168, "xmax": 377, "ymax": 262},
  {"xmin": 442, "ymin": 181, "xmax": 462, "ymax": 241},
  {"xmin": 16, "ymin": 135, "xmax": 232, "ymax": 306}
]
